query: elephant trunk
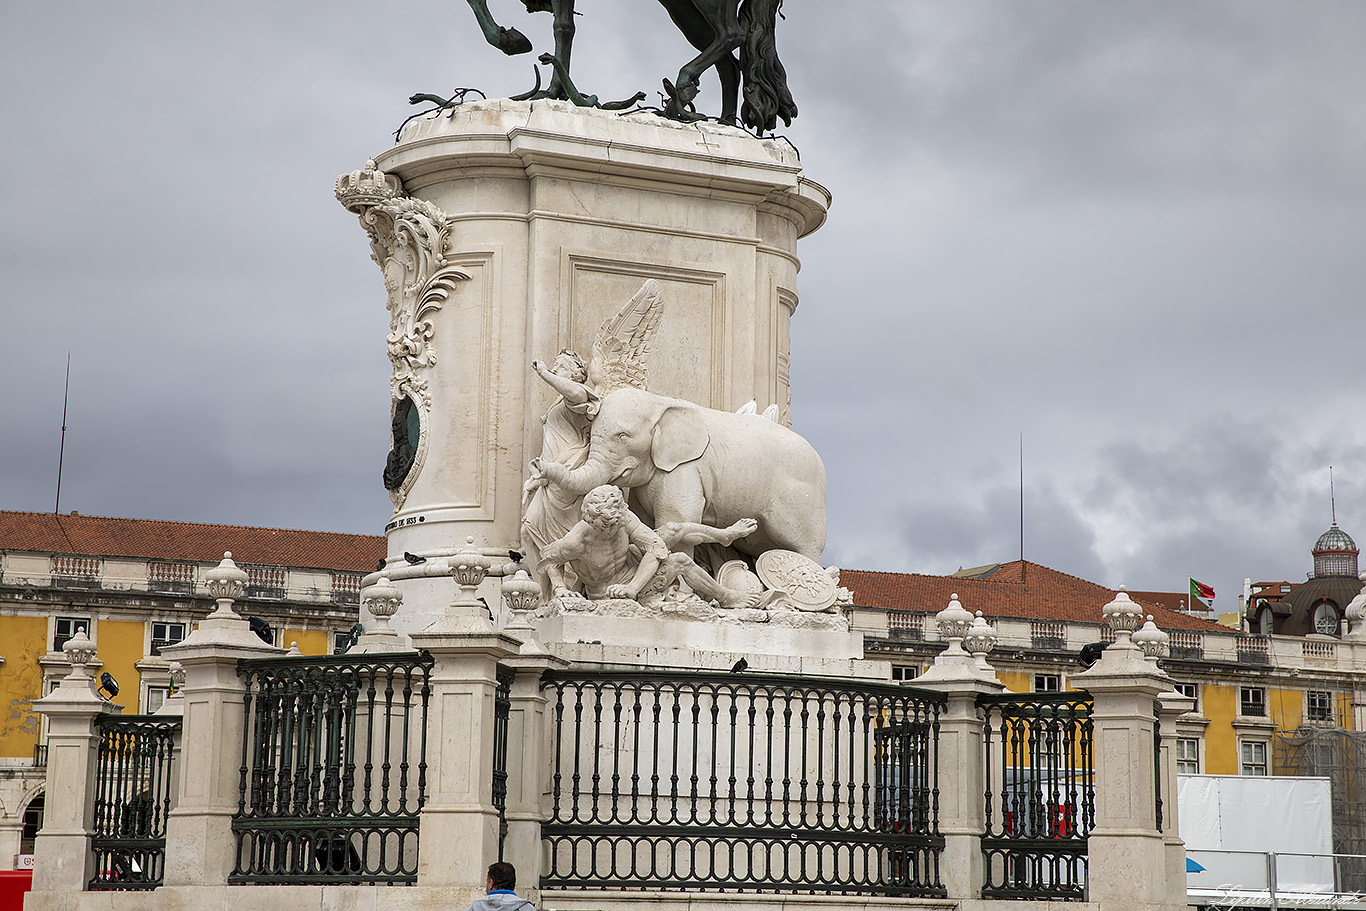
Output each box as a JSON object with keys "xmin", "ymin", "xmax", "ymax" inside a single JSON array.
[{"xmin": 554, "ymin": 458, "xmax": 614, "ymax": 496}]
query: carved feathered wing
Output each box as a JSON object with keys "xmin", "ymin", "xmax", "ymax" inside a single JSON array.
[{"xmin": 591, "ymin": 279, "xmax": 665, "ymax": 394}]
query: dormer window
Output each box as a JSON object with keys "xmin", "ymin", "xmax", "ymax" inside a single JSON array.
[{"xmin": 1313, "ymin": 603, "xmax": 1339, "ymax": 636}]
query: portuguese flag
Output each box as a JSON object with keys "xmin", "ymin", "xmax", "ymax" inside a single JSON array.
[{"xmin": 1189, "ymin": 577, "xmax": 1216, "ymax": 608}]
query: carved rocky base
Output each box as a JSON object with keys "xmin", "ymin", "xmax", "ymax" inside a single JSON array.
[{"xmin": 538, "ymin": 592, "xmax": 849, "ymax": 632}]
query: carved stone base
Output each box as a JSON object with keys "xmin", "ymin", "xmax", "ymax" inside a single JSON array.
[
  {"xmin": 538, "ymin": 592, "xmax": 848, "ymax": 632},
  {"xmin": 532, "ymin": 590, "xmax": 867, "ymax": 675}
]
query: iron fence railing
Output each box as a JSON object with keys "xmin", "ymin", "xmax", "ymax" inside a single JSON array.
[
  {"xmin": 88, "ymin": 714, "xmax": 180, "ymax": 891},
  {"xmin": 979, "ymin": 691, "xmax": 1094, "ymax": 901},
  {"xmin": 492, "ymin": 664, "xmax": 514, "ymax": 860},
  {"xmin": 541, "ymin": 669, "xmax": 945, "ymax": 896},
  {"xmin": 231, "ymin": 651, "xmax": 433, "ymax": 884}
]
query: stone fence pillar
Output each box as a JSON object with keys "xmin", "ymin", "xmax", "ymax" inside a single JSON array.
[
  {"xmin": 499, "ymin": 572, "xmax": 565, "ymax": 895},
  {"xmin": 160, "ymin": 553, "xmax": 282, "ymax": 887},
  {"xmin": 1157, "ymin": 689, "xmax": 1195, "ymax": 911},
  {"xmin": 908, "ymin": 596, "xmax": 1004, "ymax": 900},
  {"xmin": 30, "ymin": 632, "xmax": 123, "ymax": 892},
  {"xmin": 409, "ymin": 540, "xmax": 522, "ymax": 887},
  {"xmin": 1071, "ymin": 590, "xmax": 1175, "ymax": 910}
]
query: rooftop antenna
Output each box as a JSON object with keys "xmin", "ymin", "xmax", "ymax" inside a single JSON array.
[
  {"xmin": 1019, "ymin": 433, "xmax": 1025, "ymax": 582},
  {"xmin": 54, "ymin": 353, "xmax": 71, "ymax": 515},
  {"xmin": 1330, "ymin": 465, "xmax": 1336, "ymax": 525}
]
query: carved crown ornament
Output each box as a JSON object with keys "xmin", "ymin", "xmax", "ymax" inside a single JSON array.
[{"xmin": 336, "ymin": 160, "xmax": 471, "ymax": 509}]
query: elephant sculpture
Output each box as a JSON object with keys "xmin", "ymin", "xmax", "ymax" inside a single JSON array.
[{"xmin": 532, "ymin": 386, "xmax": 826, "ymax": 563}]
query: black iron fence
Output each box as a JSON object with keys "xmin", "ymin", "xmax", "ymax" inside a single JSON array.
[
  {"xmin": 231, "ymin": 651, "xmax": 433, "ymax": 884},
  {"xmin": 492, "ymin": 665, "xmax": 514, "ymax": 860},
  {"xmin": 88, "ymin": 715, "xmax": 181, "ymax": 891},
  {"xmin": 979, "ymin": 691, "xmax": 1094, "ymax": 901},
  {"xmin": 541, "ymin": 669, "xmax": 945, "ymax": 896}
]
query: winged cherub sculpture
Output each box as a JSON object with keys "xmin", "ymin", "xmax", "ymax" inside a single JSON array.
[{"xmin": 522, "ymin": 279, "xmax": 665, "ymax": 584}]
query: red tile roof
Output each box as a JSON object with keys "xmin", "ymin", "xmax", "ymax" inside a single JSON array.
[
  {"xmin": 841, "ymin": 560, "xmax": 1224, "ymax": 632},
  {"xmin": 0, "ymin": 511, "xmax": 384, "ymax": 573}
]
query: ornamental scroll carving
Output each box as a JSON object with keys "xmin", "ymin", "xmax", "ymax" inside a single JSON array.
[{"xmin": 336, "ymin": 161, "xmax": 470, "ymax": 509}]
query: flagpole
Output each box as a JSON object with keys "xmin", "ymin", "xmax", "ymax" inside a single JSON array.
[{"xmin": 55, "ymin": 352, "xmax": 71, "ymax": 515}]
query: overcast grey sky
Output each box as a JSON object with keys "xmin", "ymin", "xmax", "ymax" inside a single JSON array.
[{"xmin": 2, "ymin": 1, "xmax": 1363, "ymax": 611}]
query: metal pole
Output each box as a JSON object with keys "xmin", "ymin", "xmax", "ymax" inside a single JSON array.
[
  {"xmin": 54, "ymin": 352, "xmax": 71, "ymax": 514},
  {"xmin": 1268, "ymin": 851, "xmax": 1278, "ymax": 911}
]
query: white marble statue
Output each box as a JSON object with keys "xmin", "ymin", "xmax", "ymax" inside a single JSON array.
[
  {"xmin": 1345, "ymin": 569, "xmax": 1366, "ymax": 637},
  {"xmin": 535, "ymin": 385, "xmax": 827, "ymax": 563},
  {"xmin": 522, "ymin": 273, "xmax": 829, "ymax": 618},
  {"xmin": 524, "ymin": 279, "xmax": 665, "ymax": 583},
  {"xmin": 521, "ymin": 349, "xmax": 599, "ymax": 580},
  {"xmin": 539, "ymin": 485, "xmax": 773, "ymax": 609}
]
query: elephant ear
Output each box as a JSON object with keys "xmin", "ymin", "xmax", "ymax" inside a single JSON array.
[{"xmin": 652, "ymin": 405, "xmax": 709, "ymax": 472}]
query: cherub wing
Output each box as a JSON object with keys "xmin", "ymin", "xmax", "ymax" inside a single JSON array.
[{"xmin": 591, "ymin": 279, "xmax": 664, "ymax": 394}]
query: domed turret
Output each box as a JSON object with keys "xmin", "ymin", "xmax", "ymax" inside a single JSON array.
[{"xmin": 1313, "ymin": 523, "xmax": 1359, "ymax": 579}]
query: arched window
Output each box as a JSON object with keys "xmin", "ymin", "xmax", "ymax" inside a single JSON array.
[
  {"xmin": 19, "ymin": 793, "xmax": 44, "ymax": 855},
  {"xmin": 1313, "ymin": 602, "xmax": 1339, "ymax": 636}
]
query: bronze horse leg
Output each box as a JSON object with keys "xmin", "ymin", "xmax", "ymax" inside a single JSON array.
[
  {"xmin": 465, "ymin": 0, "xmax": 535, "ymax": 55},
  {"xmin": 657, "ymin": 0, "xmax": 743, "ymax": 124},
  {"xmin": 655, "ymin": 0, "xmax": 740, "ymax": 125}
]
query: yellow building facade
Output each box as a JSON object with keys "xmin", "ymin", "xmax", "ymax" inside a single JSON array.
[{"xmin": 0, "ymin": 511, "xmax": 380, "ymax": 864}]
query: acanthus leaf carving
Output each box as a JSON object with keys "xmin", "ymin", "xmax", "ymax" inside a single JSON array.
[{"xmin": 337, "ymin": 161, "xmax": 471, "ymax": 509}]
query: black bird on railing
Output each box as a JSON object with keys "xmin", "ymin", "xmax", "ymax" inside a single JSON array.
[
  {"xmin": 376, "ymin": 557, "xmax": 387, "ymax": 571},
  {"xmin": 730, "ymin": 658, "xmax": 748, "ymax": 673},
  {"xmin": 403, "ymin": 551, "xmax": 426, "ymax": 565}
]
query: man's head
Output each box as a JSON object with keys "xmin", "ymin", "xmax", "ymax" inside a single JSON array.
[
  {"xmin": 582, "ymin": 485, "xmax": 627, "ymax": 531},
  {"xmin": 487, "ymin": 861, "xmax": 516, "ymax": 891}
]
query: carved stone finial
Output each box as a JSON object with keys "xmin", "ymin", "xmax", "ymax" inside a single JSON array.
[
  {"xmin": 335, "ymin": 159, "xmax": 403, "ymax": 213},
  {"xmin": 61, "ymin": 631, "xmax": 98, "ymax": 682},
  {"xmin": 502, "ymin": 570, "xmax": 542, "ymax": 618},
  {"xmin": 451, "ymin": 537, "xmax": 489, "ymax": 605},
  {"xmin": 204, "ymin": 552, "xmax": 248, "ymax": 620},
  {"xmin": 936, "ymin": 593, "xmax": 975, "ymax": 655},
  {"xmin": 362, "ymin": 575, "xmax": 404, "ymax": 634},
  {"xmin": 1103, "ymin": 586, "xmax": 1144, "ymax": 648},
  {"xmin": 286, "ymin": 641, "xmax": 303, "ymax": 656},
  {"xmin": 166, "ymin": 661, "xmax": 186, "ymax": 690},
  {"xmin": 963, "ymin": 610, "xmax": 999, "ymax": 671},
  {"xmin": 1132, "ymin": 615, "xmax": 1169, "ymax": 663}
]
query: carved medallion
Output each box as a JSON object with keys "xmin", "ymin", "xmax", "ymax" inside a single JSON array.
[{"xmin": 755, "ymin": 550, "xmax": 837, "ymax": 612}]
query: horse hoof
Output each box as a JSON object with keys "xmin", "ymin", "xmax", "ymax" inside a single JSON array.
[{"xmin": 498, "ymin": 27, "xmax": 533, "ymax": 55}]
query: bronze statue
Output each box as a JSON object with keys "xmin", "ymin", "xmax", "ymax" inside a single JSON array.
[{"xmin": 463, "ymin": 0, "xmax": 797, "ymax": 132}]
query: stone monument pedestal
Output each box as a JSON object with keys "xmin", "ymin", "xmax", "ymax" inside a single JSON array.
[{"xmin": 344, "ymin": 99, "xmax": 830, "ymax": 637}]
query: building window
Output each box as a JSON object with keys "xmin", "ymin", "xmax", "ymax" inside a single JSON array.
[
  {"xmin": 1241, "ymin": 740, "xmax": 1269, "ymax": 776},
  {"xmin": 891, "ymin": 665, "xmax": 918, "ymax": 681},
  {"xmin": 150, "ymin": 622, "xmax": 187, "ymax": 655},
  {"xmin": 53, "ymin": 617, "xmax": 91, "ymax": 651},
  {"xmin": 1175, "ymin": 682, "xmax": 1200, "ymax": 712},
  {"xmin": 19, "ymin": 794, "xmax": 44, "ymax": 855},
  {"xmin": 1240, "ymin": 686, "xmax": 1267, "ymax": 717},
  {"xmin": 1313, "ymin": 604, "xmax": 1339, "ymax": 636},
  {"xmin": 145, "ymin": 687, "xmax": 170, "ymax": 714},
  {"xmin": 1034, "ymin": 673, "xmax": 1061, "ymax": 693},
  {"xmin": 1176, "ymin": 738, "xmax": 1200, "ymax": 774},
  {"xmin": 1307, "ymin": 690, "xmax": 1333, "ymax": 723}
]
